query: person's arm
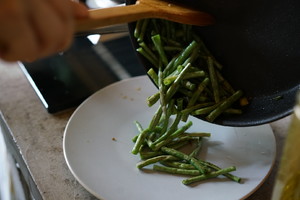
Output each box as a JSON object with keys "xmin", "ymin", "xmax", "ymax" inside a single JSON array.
[{"xmin": 0, "ymin": 0, "xmax": 88, "ymax": 62}]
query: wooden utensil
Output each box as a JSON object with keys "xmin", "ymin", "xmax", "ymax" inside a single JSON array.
[{"xmin": 76, "ymin": 0, "xmax": 214, "ymax": 33}]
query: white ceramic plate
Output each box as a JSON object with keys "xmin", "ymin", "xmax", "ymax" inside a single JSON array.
[{"xmin": 63, "ymin": 75, "xmax": 276, "ymax": 200}]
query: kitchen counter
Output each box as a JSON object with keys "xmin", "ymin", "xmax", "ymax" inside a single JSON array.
[{"xmin": 0, "ymin": 59, "xmax": 292, "ymax": 200}]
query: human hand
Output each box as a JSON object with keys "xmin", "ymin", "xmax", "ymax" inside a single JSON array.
[{"xmin": 0, "ymin": 0, "xmax": 88, "ymax": 62}]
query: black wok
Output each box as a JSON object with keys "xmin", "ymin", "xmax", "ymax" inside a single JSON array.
[{"xmin": 126, "ymin": 0, "xmax": 300, "ymax": 127}]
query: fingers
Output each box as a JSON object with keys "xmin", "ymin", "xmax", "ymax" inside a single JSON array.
[
  {"xmin": 0, "ymin": 0, "xmax": 39, "ymax": 61},
  {"xmin": 28, "ymin": 0, "xmax": 74, "ymax": 58},
  {"xmin": 0, "ymin": 0, "xmax": 88, "ymax": 62},
  {"xmin": 71, "ymin": 1, "xmax": 89, "ymax": 19}
]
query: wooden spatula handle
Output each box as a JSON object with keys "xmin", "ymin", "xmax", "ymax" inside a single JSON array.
[{"xmin": 75, "ymin": 4, "xmax": 153, "ymax": 32}]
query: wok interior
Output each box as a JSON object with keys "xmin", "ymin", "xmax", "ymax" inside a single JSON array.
[{"xmin": 127, "ymin": 0, "xmax": 300, "ymax": 126}]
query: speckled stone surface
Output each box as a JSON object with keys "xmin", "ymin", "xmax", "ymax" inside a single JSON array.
[{"xmin": 0, "ymin": 60, "xmax": 291, "ymax": 200}]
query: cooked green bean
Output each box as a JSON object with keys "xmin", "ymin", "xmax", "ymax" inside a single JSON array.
[
  {"xmin": 160, "ymin": 161, "xmax": 196, "ymax": 170},
  {"xmin": 182, "ymin": 166, "xmax": 237, "ymax": 185},
  {"xmin": 131, "ymin": 19, "xmax": 244, "ymax": 186},
  {"xmin": 174, "ymin": 40, "xmax": 198, "ymax": 67},
  {"xmin": 161, "ymin": 147, "xmax": 207, "ymax": 174},
  {"xmin": 153, "ymin": 165, "xmax": 201, "ymax": 176},
  {"xmin": 207, "ymin": 56, "xmax": 220, "ymax": 103},
  {"xmin": 206, "ymin": 90, "xmax": 243, "ymax": 122},
  {"xmin": 181, "ymin": 77, "xmax": 210, "ymax": 121},
  {"xmin": 152, "ymin": 34, "xmax": 169, "ymax": 67},
  {"xmin": 165, "ymin": 63, "xmax": 191, "ymax": 103},
  {"xmin": 136, "ymin": 47, "xmax": 158, "ymax": 67},
  {"xmin": 147, "ymin": 68, "xmax": 159, "ymax": 86},
  {"xmin": 137, "ymin": 19, "xmax": 149, "ymax": 42},
  {"xmin": 137, "ymin": 155, "xmax": 175, "ymax": 169},
  {"xmin": 139, "ymin": 42, "xmax": 158, "ymax": 65},
  {"xmin": 131, "ymin": 128, "xmax": 151, "ymax": 155},
  {"xmin": 152, "ymin": 121, "xmax": 192, "ymax": 151}
]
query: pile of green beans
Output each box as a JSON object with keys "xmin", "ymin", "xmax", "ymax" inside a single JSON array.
[
  {"xmin": 134, "ymin": 19, "xmax": 248, "ymax": 123},
  {"xmin": 131, "ymin": 19, "xmax": 243, "ymax": 185}
]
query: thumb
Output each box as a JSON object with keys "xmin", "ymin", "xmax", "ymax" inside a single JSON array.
[{"xmin": 71, "ymin": 1, "xmax": 89, "ymax": 19}]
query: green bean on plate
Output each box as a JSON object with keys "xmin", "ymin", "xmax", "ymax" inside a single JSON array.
[{"xmin": 131, "ymin": 19, "xmax": 243, "ymax": 186}]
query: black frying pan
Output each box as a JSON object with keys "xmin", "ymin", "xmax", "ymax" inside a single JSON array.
[{"xmin": 127, "ymin": 0, "xmax": 300, "ymax": 127}]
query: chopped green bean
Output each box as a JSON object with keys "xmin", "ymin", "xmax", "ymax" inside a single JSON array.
[
  {"xmin": 147, "ymin": 92, "xmax": 160, "ymax": 107},
  {"xmin": 137, "ymin": 155, "xmax": 175, "ymax": 169},
  {"xmin": 207, "ymin": 56, "xmax": 220, "ymax": 103},
  {"xmin": 160, "ymin": 161, "xmax": 196, "ymax": 170},
  {"xmin": 132, "ymin": 128, "xmax": 151, "ymax": 155},
  {"xmin": 147, "ymin": 68, "xmax": 159, "ymax": 86},
  {"xmin": 137, "ymin": 19, "xmax": 149, "ymax": 42},
  {"xmin": 165, "ymin": 63, "xmax": 191, "ymax": 102},
  {"xmin": 132, "ymin": 19, "xmax": 246, "ymax": 186},
  {"xmin": 174, "ymin": 40, "xmax": 198, "ymax": 67},
  {"xmin": 161, "ymin": 147, "xmax": 207, "ymax": 174},
  {"xmin": 151, "ymin": 34, "xmax": 168, "ymax": 67},
  {"xmin": 182, "ymin": 166, "xmax": 236, "ymax": 185},
  {"xmin": 136, "ymin": 47, "xmax": 158, "ymax": 67},
  {"xmin": 181, "ymin": 77, "xmax": 210, "ymax": 121},
  {"xmin": 206, "ymin": 90, "xmax": 243, "ymax": 122},
  {"xmin": 153, "ymin": 165, "xmax": 201, "ymax": 176}
]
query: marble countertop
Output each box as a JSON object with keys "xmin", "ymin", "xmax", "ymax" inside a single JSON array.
[{"xmin": 0, "ymin": 60, "xmax": 291, "ymax": 200}]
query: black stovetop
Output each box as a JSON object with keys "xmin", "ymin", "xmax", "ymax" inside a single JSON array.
[{"xmin": 20, "ymin": 35, "xmax": 146, "ymax": 113}]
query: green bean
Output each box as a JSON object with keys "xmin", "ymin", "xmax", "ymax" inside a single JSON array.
[
  {"xmin": 137, "ymin": 155, "xmax": 175, "ymax": 169},
  {"xmin": 160, "ymin": 161, "xmax": 196, "ymax": 170},
  {"xmin": 164, "ymin": 70, "xmax": 206, "ymax": 86},
  {"xmin": 224, "ymin": 108, "xmax": 243, "ymax": 115},
  {"xmin": 174, "ymin": 40, "xmax": 198, "ymax": 67},
  {"xmin": 206, "ymin": 90, "xmax": 243, "ymax": 122},
  {"xmin": 192, "ymin": 101, "xmax": 223, "ymax": 116},
  {"xmin": 134, "ymin": 20, "xmax": 143, "ymax": 39},
  {"xmin": 182, "ymin": 46, "xmax": 199, "ymax": 66},
  {"xmin": 137, "ymin": 19, "xmax": 149, "ymax": 42},
  {"xmin": 132, "ymin": 121, "xmax": 144, "ymax": 142},
  {"xmin": 191, "ymin": 34, "xmax": 223, "ymax": 70},
  {"xmin": 136, "ymin": 47, "xmax": 158, "ymax": 67},
  {"xmin": 166, "ymin": 139, "xmax": 190, "ymax": 150},
  {"xmin": 149, "ymin": 105, "xmax": 163, "ymax": 130},
  {"xmin": 181, "ymin": 132, "xmax": 211, "ymax": 138},
  {"xmin": 153, "ymin": 121, "xmax": 193, "ymax": 151},
  {"xmin": 182, "ymin": 166, "xmax": 237, "ymax": 185},
  {"xmin": 132, "ymin": 19, "xmax": 245, "ymax": 186},
  {"xmin": 163, "ymin": 46, "xmax": 183, "ymax": 52},
  {"xmin": 152, "ymin": 121, "xmax": 193, "ymax": 151},
  {"xmin": 158, "ymin": 67, "xmax": 167, "ymax": 116},
  {"xmin": 165, "ymin": 63, "xmax": 191, "ymax": 103},
  {"xmin": 181, "ymin": 102, "xmax": 215, "ymax": 116},
  {"xmin": 151, "ymin": 110, "xmax": 183, "ymax": 147},
  {"xmin": 139, "ymin": 150, "xmax": 163, "ymax": 160},
  {"xmin": 207, "ymin": 56, "xmax": 220, "ymax": 103},
  {"xmin": 161, "ymin": 147, "xmax": 207, "ymax": 174},
  {"xmin": 216, "ymin": 70, "xmax": 235, "ymax": 94},
  {"xmin": 198, "ymin": 159, "xmax": 242, "ymax": 183},
  {"xmin": 182, "ymin": 80, "xmax": 196, "ymax": 91},
  {"xmin": 151, "ymin": 19, "xmax": 160, "ymax": 34},
  {"xmin": 147, "ymin": 68, "xmax": 159, "ymax": 86},
  {"xmin": 132, "ymin": 128, "xmax": 151, "ymax": 155},
  {"xmin": 184, "ymin": 70, "xmax": 206, "ymax": 79},
  {"xmin": 153, "ymin": 165, "xmax": 201, "ymax": 176},
  {"xmin": 162, "ymin": 57, "xmax": 177, "ymax": 77},
  {"xmin": 147, "ymin": 92, "xmax": 160, "ymax": 107},
  {"xmin": 181, "ymin": 77, "xmax": 210, "ymax": 121},
  {"xmin": 139, "ymin": 42, "xmax": 158, "ymax": 64},
  {"xmin": 151, "ymin": 34, "xmax": 168, "ymax": 67},
  {"xmin": 160, "ymin": 99, "xmax": 175, "ymax": 134},
  {"xmin": 189, "ymin": 138, "xmax": 202, "ymax": 158}
]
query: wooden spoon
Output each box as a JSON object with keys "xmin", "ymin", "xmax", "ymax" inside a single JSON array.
[{"xmin": 76, "ymin": 0, "xmax": 214, "ymax": 33}]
